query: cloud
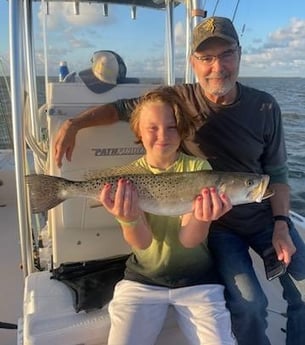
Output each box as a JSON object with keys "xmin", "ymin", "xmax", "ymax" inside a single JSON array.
[
  {"xmin": 38, "ymin": 2, "xmax": 115, "ymax": 30},
  {"xmin": 126, "ymin": 52, "xmax": 165, "ymax": 78},
  {"xmin": 175, "ymin": 21, "xmax": 186, "ymax": 46},
  {"xmin": 36, "ymin": 4, "xmax": 107, "ymax": 57},
  {"xmin": 36, "ymin": 2, "xmax": 118, "ymax": 75},
  {"xmin": 270, "ymin": 18, "xmax": 305, "ymax": 42},
  {"xmin": 241, "ymin": 18, "xmax": 305, "ymax": 76}
]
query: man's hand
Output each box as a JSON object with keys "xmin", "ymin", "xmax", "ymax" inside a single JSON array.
[
  {"xmin": 54, "ymin": 119, "xmax": 78, "ymax": 168},
  {"xmin": 272, "ymin": 222, "xmax": 296, "ymax": 266}
]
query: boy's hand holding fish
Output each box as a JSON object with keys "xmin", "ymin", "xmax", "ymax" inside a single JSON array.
[
  {"xmin": 100, "ymin": 178, "xmax": 142, "ymax": 225},
  {"xmin": 180, "ymin": 187, "xmax": 232, "ymax": 248},
  {"xmin": 100, "ymin": 177, "xmax": 151, "ymax": 249},
  {"xmin": 191, "ymin": 187, "xmax": 232, "ymax": 222}
]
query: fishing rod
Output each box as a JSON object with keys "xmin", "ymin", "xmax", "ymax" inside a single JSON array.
[
  {"xmin": 210, "ymin": 0, "xmax": 241, "ymax": 22},
  {"xmin": 232, "ymin": 0, "xmax": 241, "ymax": 22},
  {"xmin": 212, "ymin": 0, "xmax": 220, "ymax": 16}
]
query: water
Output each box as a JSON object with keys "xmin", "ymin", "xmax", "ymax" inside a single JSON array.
[{"xmin": 1, "ymin": 76, "xmax": 304, "ymax": 216}]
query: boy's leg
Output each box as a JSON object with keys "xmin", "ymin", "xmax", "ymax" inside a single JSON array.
[
  {"xmin": 107, "ymin": 280, "xmax": 168, "ymax": 345},
  {"xmin": 172, "ymin": 284, "xmax": 236, "ymax": 345}
]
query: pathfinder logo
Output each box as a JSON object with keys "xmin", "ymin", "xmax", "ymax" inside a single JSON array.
[{"xmin": 92, "ymin": 147, "xmax": 145, "ymax": 156}]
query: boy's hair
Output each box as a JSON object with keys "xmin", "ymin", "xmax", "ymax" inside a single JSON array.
[{"xmin": 130, "ymin": 86, "xmax": 195, "ymax": 144}]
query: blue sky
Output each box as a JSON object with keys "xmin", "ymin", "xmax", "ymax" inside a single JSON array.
[{"xmin": 1, "ymin": 0, "xmax": 305, "ymax": 77}]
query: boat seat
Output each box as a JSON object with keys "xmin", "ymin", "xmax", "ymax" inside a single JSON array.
[
  {"xmin": 22, "ymin": 271, "xmax": 188, "ymax": 345},
  {"xmin": 45, "ymin": 81, "xmax": 156, "ymax": 266},
  {"xmin": 121, "ymin": 77, "xmax": 140, "ymax": 83},
  {"xmin": 22, "ymin": 254, "xmax": 288, "ymax": 345}
]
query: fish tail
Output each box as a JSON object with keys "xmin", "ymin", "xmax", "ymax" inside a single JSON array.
[{"xmin": 25, "ymin": 174, "xmax": 70, "ymax": 213}]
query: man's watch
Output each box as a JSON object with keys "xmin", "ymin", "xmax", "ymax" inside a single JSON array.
[{"xmin": 273, "ymin": 215, "xmax": 292, "ymax": 227}]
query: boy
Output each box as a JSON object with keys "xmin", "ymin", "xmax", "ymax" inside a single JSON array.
[{"xmin": 100, "ymin": 87, "xmax": 235, "ymax": 345}]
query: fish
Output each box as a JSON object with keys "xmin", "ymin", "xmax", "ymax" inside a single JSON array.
[{"xmin": 25, "ymin": 165, "xmax": 273, "ymax": 216}]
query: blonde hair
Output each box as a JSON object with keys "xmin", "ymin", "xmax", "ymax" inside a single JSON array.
[{"xmin": 130, "ymin": 86, "xmax": 195, "ymax": 144}]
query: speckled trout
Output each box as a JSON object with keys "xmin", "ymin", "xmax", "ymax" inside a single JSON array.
[{"xmin": 25, "ymin": 165, "xmax": 272, "ymax": 216}]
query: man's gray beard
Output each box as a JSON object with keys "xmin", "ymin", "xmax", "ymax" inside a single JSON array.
[
  {"xmin": 208, "ymin": 82, "xmax": 233, "ymax": 97},
  {"xmin": 205, "ymin": 69, "xmax": 239, "ymax": 97}
]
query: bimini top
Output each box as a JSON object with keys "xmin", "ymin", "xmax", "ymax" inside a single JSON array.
[{"xmin": 32, "ymin": 0, "xmax": 181, "ymax": 10}]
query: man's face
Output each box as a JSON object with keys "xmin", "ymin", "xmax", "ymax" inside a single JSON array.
[{"xmin": 190, "ymin": 38, "xmax": 241, "ymax": 104}]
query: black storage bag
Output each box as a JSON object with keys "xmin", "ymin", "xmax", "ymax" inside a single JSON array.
[{"xmin": 51, "ymin": 254, "xmax": 130, "ymax": 313}]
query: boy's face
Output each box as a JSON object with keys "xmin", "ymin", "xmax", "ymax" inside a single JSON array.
[{"xmin": 138, "ymin": 101, "xmax": 181, "ymax": 167}]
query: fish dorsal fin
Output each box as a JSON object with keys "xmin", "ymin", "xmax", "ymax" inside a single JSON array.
[{"xmin": 84, "ymin": 164, "xmax": 151, "ymax": 180}]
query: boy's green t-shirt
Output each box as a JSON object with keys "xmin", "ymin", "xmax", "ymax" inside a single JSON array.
[{"xmin": 124, "ymin": 152, "xmax": 222, "ymax": 288}]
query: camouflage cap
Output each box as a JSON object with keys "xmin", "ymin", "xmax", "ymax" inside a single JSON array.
[{"xmin": 192, "ymin": 16, "xmax": 239, "ymax": 52}]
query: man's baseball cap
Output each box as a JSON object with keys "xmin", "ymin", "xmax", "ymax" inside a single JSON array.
[
  {"xmin": 79, "ymin": 50, "xmax": 127, "ymax": 93},
  {"xmin": 192, "ymin": 16, "xmax": 239, "ymax": 52}
]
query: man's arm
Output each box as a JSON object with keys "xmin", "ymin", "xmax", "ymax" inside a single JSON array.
[
  {"xmin": 54, "ymin": 103, "xmax": 119, "ymax": 168},
  {"xmin": 270, "ymin": 183, "xmax": 296, "ymax": 265}
]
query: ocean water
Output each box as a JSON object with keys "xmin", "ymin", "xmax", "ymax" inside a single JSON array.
[{"xmin": 1, "ymin": 76, "xmax": 304, "ymax": 216}]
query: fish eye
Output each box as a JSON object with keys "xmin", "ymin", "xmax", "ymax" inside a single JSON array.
[{"xmin": 245, "ymin": 179, "xmax": 255, "ymax": 187}]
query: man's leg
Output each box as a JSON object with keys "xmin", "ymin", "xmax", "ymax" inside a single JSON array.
[
  {"xmin": 248, "ymin": 222, "xmax": 305, "ymax": 345},
  {"xmin": 208, "ymin": 228, "xmax": 271, "ymax": 345},
  {"xmin": 278, "ymin": 225, "xmax": 305, "ymax": 345}
]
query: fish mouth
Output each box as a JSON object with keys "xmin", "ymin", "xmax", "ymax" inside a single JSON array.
[
  {"xmin": 262, "ymin": 188, "xmax": 274, "ymax": 200},
  {"xmin": 254, "ymin": 175, "xmax": 271, "ymax": 202}
]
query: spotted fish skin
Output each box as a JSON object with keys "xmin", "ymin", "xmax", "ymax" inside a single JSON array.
[{"xmin": 25, "ymin": 167, "xmax": 271, "ymax": 216}]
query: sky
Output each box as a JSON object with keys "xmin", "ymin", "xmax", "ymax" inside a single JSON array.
[{"xmin": 1, "ymin": 0, "xmax": 305, "ymax": 78}]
